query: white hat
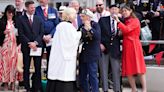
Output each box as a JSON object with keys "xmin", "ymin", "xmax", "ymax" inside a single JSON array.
[
  {"xmin": 81, "ymin": 9, "xmax": 94, "ymax": 18},
  {"xmin": 59, "ymin": 6, "xmax": 66, "ymax": 13}
]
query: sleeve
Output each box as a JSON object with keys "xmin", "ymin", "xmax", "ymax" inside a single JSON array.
[
  {"xmin": 117, "ymin": 18, "xmax": 140, "ymax": 34},
  {"xmin": 81, "ymin": 22, "xmax": 101, "ymax": 41},
  {"xmin": 17, "ymin": 17, "xmax": 30, "ymax": 45},
  {"xmin": 34, "ymin": 20, "xmax": 44, "ymax": 46},
  {"xmin": 98, "ymin": 18, "xmax": 106, "ymax": 45}
]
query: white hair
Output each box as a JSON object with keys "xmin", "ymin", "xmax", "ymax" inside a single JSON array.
[{"xmin": 62, "ymin": 7, "xmax": 76, "ymax": 22}]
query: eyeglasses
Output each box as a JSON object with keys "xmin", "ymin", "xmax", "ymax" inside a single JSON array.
[{"xmin": 96, "ymin": 4, "xmax": 103, "ymax": 7}]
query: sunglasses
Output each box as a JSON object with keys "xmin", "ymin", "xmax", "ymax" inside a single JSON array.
[{"xmin": 96, "ymin": 4, "xmax": 103, "ymax": 7}]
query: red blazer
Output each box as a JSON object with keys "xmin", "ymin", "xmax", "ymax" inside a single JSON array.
[{"xmin": 118, "ymin": 17, "xmax": 146, "ymax": 76}]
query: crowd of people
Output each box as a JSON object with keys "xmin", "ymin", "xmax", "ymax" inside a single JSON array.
[{"xmin": 0, "ymin": 0, "xmax": 164, "ymax": 92}]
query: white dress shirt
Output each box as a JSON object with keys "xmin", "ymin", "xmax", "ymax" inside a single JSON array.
[{"xmin": 92, "ymin": 10, "xmax": 110, "ymax": 22}]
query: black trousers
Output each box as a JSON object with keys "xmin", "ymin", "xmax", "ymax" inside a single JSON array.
[
  {"xmin": 46, "ymin": 80, "xmax": 77, "ymax": 92},
  {"xmin": 23, "ymin": 53, "xmax": 42, "ymax": 91}
]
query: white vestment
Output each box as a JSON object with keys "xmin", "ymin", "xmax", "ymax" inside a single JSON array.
[{"xmin": 48, "ymin": 22, "xmax": 82, "ymax": 81}]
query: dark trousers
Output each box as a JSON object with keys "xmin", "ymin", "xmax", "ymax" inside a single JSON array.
[
  {"xmin": 46, "ymin": 80, "xmax": 77, "ymax": 92},
  {"xmin": 79, "ymin": 61, "xmax": 99, "ymax": 92},
  {"xmin": 23, "ymin": 53, "xmax": 42, "ymax": 91}
]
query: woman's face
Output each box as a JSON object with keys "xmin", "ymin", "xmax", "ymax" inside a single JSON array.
[
  {"xmin": 121, "ymin": 8, "xmax": 132, "ymax": 18},
  {"xmin": 7, "ymin": 11, "xmax": 14, "ymax": 20}
]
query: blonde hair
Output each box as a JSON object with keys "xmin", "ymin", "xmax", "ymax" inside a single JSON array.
[{"xmin": 61, "ymin": 7, "xmax": 76, "ymax": 22}]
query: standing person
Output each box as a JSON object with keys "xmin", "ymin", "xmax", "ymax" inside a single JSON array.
[
  {"xmin": 98, "ymin": 4, "xmax": 121, "ymax": 92},
  {"xmin": 113, "ymin": 4, "xmax": 147, "ymax": 92},
  {"xmin": 69, "ymin": 0, "xmax": 82, "ymax": 29},
  {"xmin": 15, "ymin": 0, "xmax": 25, "ymax": 86},
  {"xmin": 93, "ymin": 0, "xmax": 110, "ymax": 22},
  {"xmin": 0, "ymin": 5, "xmax": 18, "ymax": 90},
  {"xmin": 18, "ymin": 1, "xmax": 44, "ymax": 92},
  {"xmin": 46, "ymin": 7, "xmax": 81, "ymax": 92},
  {"xmin": 35, "ymin": 0, "xmax": 59, "ymax": 73},
  {"xmin": 79, "ymin": 9, "xmax": 101, "ymax": 92}
]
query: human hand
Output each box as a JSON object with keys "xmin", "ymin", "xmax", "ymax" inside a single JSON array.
[
  {"xmin": 100, "ymin": 44, "xmax": 106, "ymax": 52},
  {"xmin": 4, "ymin": 29, "xmax": 10, "ymax": 34},
  {"xmin": 28, "ymin": 42, "xmax": 37, "ymax": 50}
]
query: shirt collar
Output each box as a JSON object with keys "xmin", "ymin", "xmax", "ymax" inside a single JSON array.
[
  {"xmin": 41, "ymin": 5, "xmax": 48, "ymax": 10},
  {"xmin": 26, "ymin": 13, "xmax": 34, "ymax": 21}
]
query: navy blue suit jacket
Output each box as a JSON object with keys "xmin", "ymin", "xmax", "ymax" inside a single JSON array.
[
  {"xmin": 35, "ymin": 6, "xmax": 59, "ymax": 36},
  {"xmin": 99, "ymin": 16, "xmax": 121, "ymax": 59},
  {"xmin": 79, "ymin": 21, "xmax": 101, "ymax": 63},
  {"xmin": 18, "ymin": 14, "xmax": 44, "ymax": 53}
]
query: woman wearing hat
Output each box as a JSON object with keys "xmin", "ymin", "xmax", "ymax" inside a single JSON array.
[{"xmin": 79, "ymin": 9, "xmax": 101, "ymax": 92}]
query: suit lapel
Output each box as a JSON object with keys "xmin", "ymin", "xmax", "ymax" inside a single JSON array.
[
  {"xmin": 24, "ymin": 14, "xmax": 32, "ymax": 29},
  {"xmin": 38, "ymin": 6, "xmax": 45, "ymax": 19}
]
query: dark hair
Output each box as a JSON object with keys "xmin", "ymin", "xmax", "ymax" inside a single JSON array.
[
  {"xmin": 25, "ymin": 0, "xmax": 34, "ymax": 7},
  {"xmin": 121, "ymin": 3, "xmax": 137, "ymax": 18},
  {"xmin": 0, "ymin": 5, "xmax": 15, "ymax": 46},
  {"xmin": 1, "ymin": 5, "xmax": 15, "ymax": 21}
]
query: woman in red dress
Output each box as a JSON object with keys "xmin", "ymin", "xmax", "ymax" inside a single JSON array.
[
  {"xmin": 0, "ymin": 5, "xmax": 18, "ymax": 90},
  {"xmin": 113, "ymin": 4, "xmax": 147, "ymax": 92}
]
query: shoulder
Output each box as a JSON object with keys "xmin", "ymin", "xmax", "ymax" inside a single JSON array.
[
  {"xmin": 99, "ymin": 16, "xmax": 110, "ymax": 22},
  {"xmin": 35, "ymin": 6, "xmax": 41, "ymax": 10},
  {"xmin": 49, "ymin": 7, "xmax": 57, "ymax": 12}
]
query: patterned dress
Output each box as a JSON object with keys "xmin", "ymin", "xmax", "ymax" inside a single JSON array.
[{"xmin": 0, "ymin": 21, "xmax": 18, "ymax": 82}]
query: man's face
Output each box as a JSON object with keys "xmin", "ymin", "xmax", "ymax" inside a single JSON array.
[
  {"xmin": 109, "ymin": 7, "xmax": 119, "ymax": 15},
  {"xmin": 38, "ymin": 0, "xmax": 48, "ymax": 6},
  {"xmin": 26, "ymin": 4, "xmax": 35, "ymax": 15},
  {"xmin": 15, "ymin": 0, "xmax": 24, "ymax": 9},
  {"xmin": 96, "ymin": 4, "xmax": 104, "ymax": 13},
  {"xmin": 80, "ymin": 14, "xmax": 89, "ymax": 23},
  {"xmin": 69, "ymin": 2, "xmax": 79, "ymax": 13}
]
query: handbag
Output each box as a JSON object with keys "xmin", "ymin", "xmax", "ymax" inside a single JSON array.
[{"xmin": 140, "ymin": 20, "xmax": 152, "ymax": 46}]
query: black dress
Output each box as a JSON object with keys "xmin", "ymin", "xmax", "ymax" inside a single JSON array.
[{"xmin": 46, "ymin": 79, "xmax": 77, "ymax": 92}]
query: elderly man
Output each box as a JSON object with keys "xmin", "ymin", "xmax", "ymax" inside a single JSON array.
[
  {"xmin": 15, "ymin": 0, "xmax": 25, "ymax": 45},
  {"xmin": 35, "ymin": 0, "xmax": 59, "ymax": 74},
  {"xmin": 79, "ymin": 9, "xmax": 101, "ymax": 92},
  {"xmin": 99, "ymin": 4, "xmax": 121, "ymax": 92},
  {"xmin": 69, "ymin": 0, "xmax": 82, "ymax": 29},
  {"xmin": 92, "ymin": 0, "xmax": 110, "ymax": 22}
]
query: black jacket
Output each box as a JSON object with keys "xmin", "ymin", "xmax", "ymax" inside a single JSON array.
[{"xmin": 0, "ymin": 18, "xmax": 7, "ymax": 46}]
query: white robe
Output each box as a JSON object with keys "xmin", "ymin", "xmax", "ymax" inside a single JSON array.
[{"xmin": 48, "ymin": 22, "xmax": 82, "ymax": 81}]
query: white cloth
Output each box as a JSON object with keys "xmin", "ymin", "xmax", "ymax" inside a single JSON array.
[
  {"xmin": 92, "ymin": 10, "xmax": 110, "ymax": 22},
  {"xmin": 48, "ymin": 22, "xmax": 82, "ymax": 81}
]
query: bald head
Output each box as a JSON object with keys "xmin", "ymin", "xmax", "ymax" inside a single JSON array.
[
  {"xmin": 69, "ymin": 0, "xmax": 79, "ymax": 13},
  {"xmin": 96, "ymin": 0, "xmax": 104, "ymax": 5}
]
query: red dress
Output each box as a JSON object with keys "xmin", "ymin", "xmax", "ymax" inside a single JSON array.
[{"xmin": 118, "ymin": 17, "xmax": 146, "ymax": 76}]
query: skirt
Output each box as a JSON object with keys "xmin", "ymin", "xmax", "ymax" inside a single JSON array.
[{"xmin": 46, "ymin": 79, "xmax": 77, "ymax": 92}]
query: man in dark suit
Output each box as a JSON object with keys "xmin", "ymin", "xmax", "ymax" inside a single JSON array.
[
  {"xmin": 35, "ymin": 0, "xmax": 59, "ymax": 73},
  {"xmin": 18, "ymin": 1, "xmax": 44, "ymax": 92},
  {"xmin": 98, "ymin": 5, "xmax": 121, "ymax": 92},
  {"xmin": 79, "ymin": 9, "xmax": 101, "ymax": 92}
]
